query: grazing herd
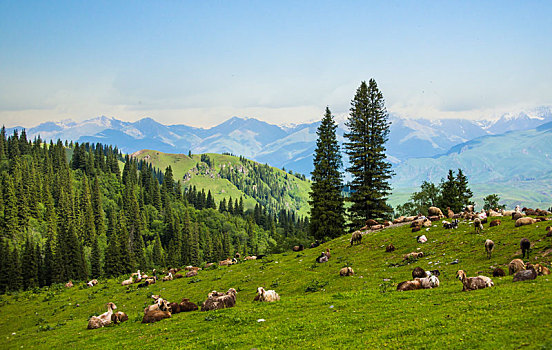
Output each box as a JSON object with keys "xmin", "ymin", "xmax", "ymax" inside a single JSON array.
[{"xmin": 83, "ymin": 204, "xmax": 549, "ymax": 330}]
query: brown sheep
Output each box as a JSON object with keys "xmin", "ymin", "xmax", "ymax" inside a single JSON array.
[
  {"xmin": 492, "ymin": 267, "xmax": 505, "ymax": 277},
  {"xmin": 339, "ymin": 267, "xmax": 355, "ymax": 276},
  {"xmin": 244, "ymin": 256, "xmax": 257, "ymax": 260},
  {"xmin": 515, "ymin": 217, "xmax": 536, "ymax": 227},
  {"xmin": 204, "ymin": 262, "xmax": 216, "ymax": 268},
  {"xmin": 185, "ymin": 270, "xmax": 198, "ymax": 278},
  {"xmin": 174, "ymin": 273, "xmax": 184, "ymax": 279},
  {"xmin": 385, "ymin": 243, "xmax": 395, "ymax": 252},
  {"xmin": 534, "ymin": 264, "xmax": 550, "ymax": 276},
  {"xmin": 474, "ymin": 218, "xmax": 483, "ymax": 234},
  {"xmin": 111, "ymin": 311, "xmax": 128, "ymax": 324},
  {"xmin": 428, "ymin": 206, "xmax": 444, "ymax": 218},
  {"xmin": 512, "ymin": 212, "xmax": 525, "ymax": 220},
  {"xmin": 142, "ymin": 310, "xmax": 171, "ymax": 323},
  {"xmin": 371, "ymin": 224, "xmax": 384, "ymax": 230},
  {"xmin": 393, "ymin": 216, "xmax": 406, "ymax": 224},
  {"xmin": 509, "ymin": 259, "xmax": 526, "ymax": 275},
  {"xmin": 88, "ymin": 302, "xmax": 117, "ymax": 329},
  {"xmin": 456, "ymin": 270, "xmax": 493, "ymax": 291},
  {"xmin": 324, "ymin": 248, "xmax": 331, "ymax": 259},
  {"xmin": 383, "ymin": 221, "xmax": 391, "ymax": 227},
  {"xmin": 446, "ymin": 207, "xmax": 454, "ymax": 218},
  {"xmin": 65, "ymin": 281, "xmax": 73, "ymax": 288},
  {"xmin": 185, "ymin": 266, "xmax": 201, "ymax": 271},
  {"xmin": 179, "ymin": 298, "xmax": 199, "ymax": 312},
  {"xmin": 427, "ymin": 216, "xmax": 440, "ymax": 221},
  {"xmin": 522, "ymin": 207, "xmax": 538, "ymax": 216},
  {"xmin": 520, "ymin": 238, "xmax": 531, "ymax": 259},
  {"xmin": 350, "ymin": 231, "xmax": 362, "ymax": 246},
  {"xmin": 489, "ymin": 219, "xmax": 501, "ymax": 227},
  {"xmin": 366, "ymin": 219, "xmax": 378, "ymax": 226},
  {"xmin": 168, "ymin": 302, "xmax": 181, "ymax": 314},
  {"xmin": 513, "ymin": 264, "xmax": 537, "ymax": 282},
  {"xmin": 484, "ymin": 239, "xmax": 494, "ymax": 259},
  {"xmin": 201, "ymin": 288, "xmax": 237, "ymax": 311},
  {"xmin": 412, "ymin": 266, "xmax": 426, "ymax": 279},
  {"xmin": 412, "ymin": 226, "xmax": 421, "ymax": 233},
  {"xmin": 396, "ymin": 279, "xmax": 422, "ymax": 291}
]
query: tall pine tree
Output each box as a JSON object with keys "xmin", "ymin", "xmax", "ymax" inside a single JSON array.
[
  {"xmin": 344, "ymin": 80, "xmax": 393, "ymax": 229},
  {"xmin": 309, "ymin": 107, "xmax": 345, "ymax": 240}
]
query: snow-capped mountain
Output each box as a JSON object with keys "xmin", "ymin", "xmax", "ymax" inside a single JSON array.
[{"xmin": 6, "ymin": 106, "xmax": 552, "ymax": 177}]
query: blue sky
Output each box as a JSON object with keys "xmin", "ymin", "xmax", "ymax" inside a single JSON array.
[{"xmin": 1, "ymin": 1, "xmax": 551, "ymax": 127}]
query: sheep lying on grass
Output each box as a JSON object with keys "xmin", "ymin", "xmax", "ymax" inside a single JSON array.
[
  {"xmin": 111, "ymin": 311, "xmax": 128, "ymax": 324},
  {"xmin": 201, "ymin": 288, "xmax": 238, "ymax": 311},
  {"xmin": 493, "ymin": 267, "xmax": 505, "ymax": 277},
  {"xmin": 88, "ymin": 302, "xmax": 116, "ymax": 329},
  {"xmin": 509, "ymin": 259, "xmax": 526, "ymax": 275},
  {"xmin": 397, "ymin": 275, "xmax": 439, "ymax": 291},
  {"xmin": 513, "ymin": 264, "xmax": 537, "ymax": 282},
  {"xmin": 515, "ymin": 217, "xmax": 536, "ymax": 227},
  {"xmin": 403, "ymin": 252, "xmax": 424, "ymax": 261},
  {"xmin": 256, "ymin": 287, "xmax": 280, "ymax": 302},
  {"xmin": 339, "ymin": 267, "xmax": 354, "ymax": 276},
  {"xmin": 456, "ymin": 270, "xmax": 493, "ymax": 291},
  {"xmin": 534, "ymin": 264, "xmax": 550, "ymax": 275}
]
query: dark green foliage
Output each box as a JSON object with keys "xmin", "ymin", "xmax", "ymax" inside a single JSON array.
[
  {"xmin": 344, "ymin": 80, "xmax": 394, "ymax": 229},
  {"xmin": 309, "ymin": 107, "xmax": 345, "ymax": 240},
  {"xmin": 90, "ymin": 234, "xmax": 102, "ymax": 278},
  {"xmin": 483, "ymin": 194, "xmax": 506, "ymax": 211},
  {"xmin": 395, "ymin": 181, "xmax": 441, "ymax": 216}
]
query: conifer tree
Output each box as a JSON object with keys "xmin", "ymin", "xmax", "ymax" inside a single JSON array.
[
  {"xmin": 309, "ymin": 107, "xmax": 345, "ymax": 240},
  {"xmin": 219, "ymin": 198, "xmax": 227, "ymax": 213},
  {"xmin": 91, "ymin": 176, "xmax": 105, "ymax": 236},
  {"xmin": 90, "ymin": 234, "xmax": 101, "ymax": 278},
  {"xmin": 227, "ymin": 197, "xmax": 234, "ymax": 214},
  {"xmin": 344, "ymin": 80, "xmax": 394, "ymax": 229},
  {"xmin": 206, "ymin": 190, "xmax": 216, "ymax": 209},
  {"xmin": 152, "ymin": 233, "xmax": 164, "ymax": 267},
  {"xmin": 456, "ymin": 169, "xmax": 473, "ymax": 209},
  {"xmin": 237, "ymin": 197, "xmax": 244, "ymax": 216},
  {"xmin": 80, "ymin": 175, "xmax": 96, "ymax": 246},
  {"xmin": 22, "ymin": 236, "xmax": 39, "ymax": 289},
  {"xmin": 1, "ymin": 174, "xmax": 18, "ymax": 238}
]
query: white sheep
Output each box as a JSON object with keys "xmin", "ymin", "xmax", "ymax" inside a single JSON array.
[
  {"xmin": 87, "ymin": 302, "xmax": 117, "ymax": 329},
  {"xmin": 256, "ymin": 287, "xmax": 280, "ymax": 302}
]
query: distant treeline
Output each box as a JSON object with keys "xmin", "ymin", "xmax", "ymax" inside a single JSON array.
[{"xmin": 0, "ymin": 127, "xmax": 309, "ymax": 293}]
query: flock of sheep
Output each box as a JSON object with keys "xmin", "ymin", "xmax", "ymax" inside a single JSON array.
[
  {"xmin": 351, "ymin": 205, "xmax": 551, "ymax": 293},
  {"xmin": 83, "ymin": 204, "xmax": 550, "ymax": 330}
]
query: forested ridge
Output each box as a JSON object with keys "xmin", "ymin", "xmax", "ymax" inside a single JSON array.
[{"xmin": 0, "ymin": 127, "xmax": 309, "ymax": 293}]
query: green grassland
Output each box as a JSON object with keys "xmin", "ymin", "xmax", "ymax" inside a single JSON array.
[
  {"xmin": 1, "ymin": 215, "xmax": 551, "ymax": 349},
  {"xmin": 132, "ymin": 150, "xmax": 312, "ymax": 217}
]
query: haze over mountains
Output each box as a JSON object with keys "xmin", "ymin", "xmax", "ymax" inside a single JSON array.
[{"xmin": 9, "ymin": 106, "xmax": 552, "ymax": 176}]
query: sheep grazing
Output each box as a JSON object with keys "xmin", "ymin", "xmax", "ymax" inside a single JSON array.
[
  {"xmin": 65, "ymin": 281, "xmax": 73, "ymax": 288},
  {"xmin": 316, "ymin": 252, "xmax": 329, "ymax": 263},
  {"xmin": 515, "ymin": 217, "xmax": 536, "ymax": 227},
  {"xmin": 292, "ymin": 245, "xmax": 304, "ymax": 252},
  {"xmin": 489, "ymin": 219, "xmax": 501, "ymax": 227},
  {"xmin": 513, "ymin": 264, "xmax": 537, "ymax": 282},
  {"xmin": 201, "ymin": 288, "xmax": 238, "ymax": 311},
  {"xmin": 350, "ymin": 231, "xmax": 362, "ymax": 246},
  {"xmin": 185, "ymin": 270, "xmax": 198, "ymax": 278},
  {"xmin": 428, "ymin": 206, "xmax": 444, "ymax": 218},
  {"xmin": 403, "ymin": 252, "xmax": 424, "ymax": 261},
  {"xmin": 534, "ymin": 264, "xmax": 550, "ymax": 276},
  {"xmin": 508, "ymin": 259, "xmax": 526, "ymax": 275},
  {"xmin": 492, "ymin": 267, "xmax": 506, "ymax": 277},
  {"xmin": 339, "ymin": 267, "xmax": 355, "ymax": 276},
  {"xmin": 256, "ymin": 287, "xmax": 280, "ymax": 302},
  {"xmin": 385, "ymin": 243, "xmax": 395, "ymax": 252},
  {"xmin": 324, "ymin": 248, "xmax": 331, "ymax": 259},
  {"xmin": 111, "ymin": 311, "xmax": 128, "ymax": 324},
  {"xmin": 520, "ymin": 238, "xmax": 531, "ymax": 259},
  {"xmin": 484, "ymin": 239, "xmax": 494, "ymax": 259},
  {"xmin": 142, "ymin": 309, "xmax": 171, "ymax": 323},
  {"xmin": 87, "ymin": 302, "xmax": 117, "ymax": 329},
  {"xmin": 446, "ymin": 207, "xmax": 454, "ymax": 218},
  {"xmin": 412, "ymin": 266, "xmax": 426, "ymax": 279},
  {"xmin": 456, "ymin": 270, "xmax": 493, "ymax": 291},
  {"xmin": 474, "ymin": 218, "xmax": 483, "ymax": 234}
]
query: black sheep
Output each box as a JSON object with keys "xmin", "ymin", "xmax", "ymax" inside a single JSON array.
[{"xmin": 520, "ymin": 238, "xmax": 531, "ymax": 259}]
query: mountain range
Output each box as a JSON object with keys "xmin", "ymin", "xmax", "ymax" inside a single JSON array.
[{"xmin": 7, "ymin": 106, "xmax": 552, "ymax": 177}]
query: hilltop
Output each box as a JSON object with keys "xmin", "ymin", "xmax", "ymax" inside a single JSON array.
[
  {"xmin": 1, "ymin": 214, "xmax": 551, "ymax": 348},
  {"xmin": 131, "ymin": 150, "xmax": 312, "ymax": 218}
]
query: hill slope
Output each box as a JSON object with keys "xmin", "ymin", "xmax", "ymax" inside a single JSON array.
[
  {"xmin": 132, "ymin": 150, "xmax": 312, "ymax": 218},
  {"xmin": 1, "ymin": 215, "xmax": 551, "ymax": 348}
]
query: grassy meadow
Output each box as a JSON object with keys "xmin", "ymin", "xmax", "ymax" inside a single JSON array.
[{"xmin": 1, "ymin": 215, "xmax": 551, "ymax": 349}]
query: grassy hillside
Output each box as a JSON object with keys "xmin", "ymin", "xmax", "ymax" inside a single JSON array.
[
  {"xmin": 2, "ymin": 215, "xmax": 551, "ymax": 349},
  {"xmin": 132, "ymin": 150, "xmax": 312, "ymax": 217}
]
